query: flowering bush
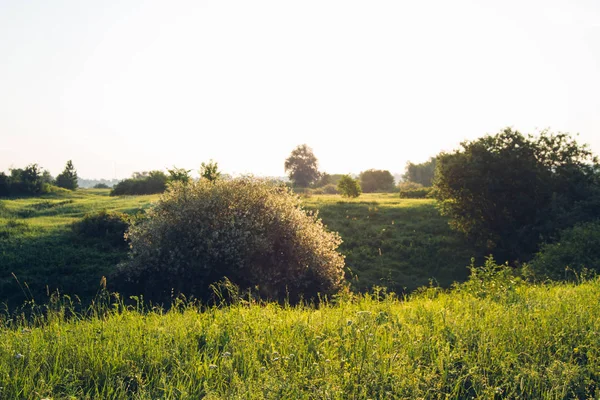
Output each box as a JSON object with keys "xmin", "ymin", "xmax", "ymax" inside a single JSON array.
[{"xmin": 117, "ymin": 178, "xmax": 345, "ymax": 303}]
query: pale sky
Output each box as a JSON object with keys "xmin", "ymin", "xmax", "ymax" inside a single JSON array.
[{"xmin": 1, "ymin": 0, "xmax": 599, "ymax": 179}]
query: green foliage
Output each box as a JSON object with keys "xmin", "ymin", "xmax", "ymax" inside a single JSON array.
[
  {"xmin": 3, "ymin": 279, "xmax": 600, "ymax": 399},
  {"xmin": 457, "ymin": 256, "xmax": 521, "ymax": 301},
  {"xmin": 2, "ymin": 164, "xmax": 50, "ymax": 196},
  {"xmin": 199, "ymin": 160, "xmax": 221, "ymax": 182},
  {"xmin": 55, "ymin": 160, "xmax": 78, "ymax": 190},
  {"xmin": 110, "ymin": 170, "xmax": 168, "ymax": 196},
  {"xmin": 0, "ymin": 172, "xmax": 9, "ymax": 197},
  {"xmin": 167, "ymin": 166, "xmax": 192, "ymax": 184},
  {"xmin": 359, "ymin": 169, "xmax": 395, "ymax": 193},
  {"xmin": 93, "ymin": 183, "xmax": 110, "ymax": 189},
  {"xmin": 118, "ymin": 178, "xmax": 345, "ymax": 303},
  {"xmin": 397, "ymin": 182, "xmax": 432, "ymax": 198},
  {"xmin": 433, "ymin": 127, "xmax": 599, "ymax": 261},
  {"xmin": 284, "ymin": 144, "xmax": 320, "ymax": 187},
  {"xmin": 403, "ymin": 157, "xmax": 436, "ymax": 186},
  {"xmin": 337, "ymin": 175, "xmax": 361, "ymax": 198},
  {"xmin": 72, "ymin": 210, "xmax": 131, "ymax": 247},
  {"xmin": 529, "ymin": 221, "xmax": 600, "ymax": 280}
]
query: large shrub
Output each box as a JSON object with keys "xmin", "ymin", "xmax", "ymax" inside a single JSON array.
[
  {"xmin": 529, "ymin": 221, "xmax": 600, "ymax": 280},
  {"xmin": 117, "ymin": 178, "xmax": 345, "ymax": 303}
]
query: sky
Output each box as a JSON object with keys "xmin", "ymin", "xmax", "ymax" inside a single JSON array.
[{"xmin": 1, "ymin": 0, "xmax": 599, "ymax": 179}]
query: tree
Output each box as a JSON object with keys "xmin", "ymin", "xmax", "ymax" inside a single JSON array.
[
  {"xmin": 116, "ymin": 178, "xmax": 345, "ymax": 303},
  {"xmin": 433, "ymin": 128, "xmax": 599, "ymax": 261},
  {"xmin": 337, "ymin": 175, "xmax": 361, "ymax": 198},
  {"xmin": 359, "ymin": 169, "xmax": 395, "ymax": 193},
  {"xmin": 403, "ymin": 157, "xmax": 436, "ymax": 187},
  {"xmin": 284, "ymin": 144, "xmax": 320, "ymax": 187},
  {"xmin": 55, "ymin": 160, "xmax": 78, "ymax": 190},
  {"xmin": 168, "ymin": 166, "xmax": 192, "ymax": 184},
  {"xmin": 200, "ymin": 160, "xmax": 221, "ymax": 182}
]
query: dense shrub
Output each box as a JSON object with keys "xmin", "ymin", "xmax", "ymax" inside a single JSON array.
[
  {"xmin": 529, "ymin": 221, "xmax": 600, "ymax": 280},
  {"xmin": 398, "ymin": 182, "xmax": 432, "ymax": 198},
  {"xmin": 117, "ymin": 178, "xmax": 345, "ymax": 303},
  {"xmin": 110, "ymin": 171, "xmax": 168, "ymax": 196},
  {"xmin": 72, "ymin": 210, "xmax": 130, "ymax": 247}
]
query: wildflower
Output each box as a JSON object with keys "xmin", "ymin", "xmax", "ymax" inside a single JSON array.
[
  {"xmin": 574, "ymin": 347, "xmax": 580, "ymax": 354},
  {"xmin": 15, "ymin": 353, "xmax": 24, "ymax": 360},
  {"xmin": 209, "ymin": 364, "xmax": 217, "ymax": 370},
  {"xmin": 21, "ymin": 328, "xmax": 31, "ymax": 334},
  {"xmin": 222, "ymin": 351, "xmax": 232, "ymax": 358},
  {"xmin": 260, "ymin": 367, "xmax": 266, "ymax": 372}
]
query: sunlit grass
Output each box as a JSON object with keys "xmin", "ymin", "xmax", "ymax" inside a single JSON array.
[{"xmin": 1, "ymin": 279, "xmax": 599, "ymax": 399}]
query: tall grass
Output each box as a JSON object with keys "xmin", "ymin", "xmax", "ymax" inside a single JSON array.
[{"xmin": 1, "ymin": 277, "xmax": 599, "ymax": 399}]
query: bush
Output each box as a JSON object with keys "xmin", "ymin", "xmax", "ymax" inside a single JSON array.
[
  {"xmin": 337, "ymin": 175, "xmax": 361, "ymax": 198},
  {"xmin": 529, "ymin": 221, "xmax": 600, "ymax": 280},
  {"xmin": 72, "ymin": 210, "xmax": 130, "ymax": 247},
  {"xmin": 93, "ymin": 183, "xmax": 110, "ymax": 189},
  {"xmin": 110, "ymin": 171, "xmax": 168, "ymax": 196},
  {"xmin": 398, "ymin": 182, "xmax": 432, "ymax": 198},
  {"xmin": 117, "ymin": 178, "xmax": 345, "ymax": 303}
]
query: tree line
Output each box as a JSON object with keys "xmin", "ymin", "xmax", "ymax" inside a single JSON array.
[{"xmin": 0, "ymin": 160, "xmax": 78, "ymax": 196}]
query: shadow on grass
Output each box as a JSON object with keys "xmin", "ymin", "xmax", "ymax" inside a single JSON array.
[
  {"xmin": 308, "ymin": 201, "xmax": 483, "ymax": 294},
  {"xmin": 0, "ymin": 225, "xmax": 128, "ymax": 309}
]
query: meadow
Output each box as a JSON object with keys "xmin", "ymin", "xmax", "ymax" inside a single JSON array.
[
  {"xmin": 0, "ymin": 190, "xmax": 477, "ymax": 308},
  {"xmin": 1, "ymin": 276, "xmax": 599, "ymax": 399},
  {"xmin": 4, "ymin": 189, "xmax": 598, "ymax": 399}
]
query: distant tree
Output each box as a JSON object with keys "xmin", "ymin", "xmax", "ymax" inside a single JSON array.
[
  {"xmin": 41, "ymin": 170, "xmax": 54, "ymax": 185},
  {"xmin": 55, "ymin": 160, "xmax": 78, "ymax": 190},
  {"xmin": 93, "ymin": 183, "xmax": 110, "ymax": 189},
  {"xmin": 403, "ymin": 157, "xmax": 436, "ymax": 187},
  {"xmin": 359, "ymin": 169, "xmax": 395, "ymax": 193},
  {"xmin": 284, "ymin": 144, "xmax": 320, "ymax": 187},
  {"xmin": 168, "ymin": 166, "xmax": 192, "ymax": 184},
  {"xmin": 13, "ymin": 164, "xmax": 45, "ymax": 195},
  {"xmin": 337, "ymin": 175, "xmax": 361, "ymax": 198},
  {"xmin": 200, "ymin": 160, "xmax": 221, "ymax": 182},
  {"xmin": 110, "ymin": 170, "xmax": 168, "ymax": 196},
  {"xmin": 0, "ymin": 172, "xmax": 9, "ymax": 197},
  {"xmin": 433, "ymin": 128, "xmax": 600, "ymax": 261}
]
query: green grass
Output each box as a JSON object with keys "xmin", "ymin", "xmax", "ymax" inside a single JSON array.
[
  {"xmin": 0, "ymin": 191, "xmax": 477, "ymax": 307},
  {"xmin": 1, "ymin": 278, "xmax": 600, "ymax": 399},
  {"xmin": 0, "ymin": 189, "xmax": 159, "ymax": 307},
  {"xmin": 302, "ymin": 194, "xmax": 479, "ymax": 293}
]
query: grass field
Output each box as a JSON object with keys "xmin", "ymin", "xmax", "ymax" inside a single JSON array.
[
  {"xmin": 1, "ymin": 190, "xmax": 477, "ymax": 308},
  {"xmin": 0, "ymin": 189, "xmax": 159, "ymax": 307},
  {"xmin": 1, "ymin": 277, "xmax": 599, "ymax": 399}
]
